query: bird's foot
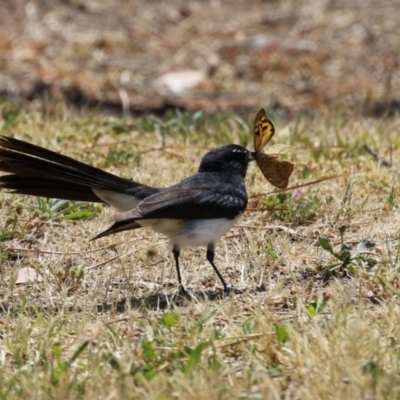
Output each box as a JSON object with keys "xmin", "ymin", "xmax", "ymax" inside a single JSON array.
[
  {"xmin": 178, "ymin": 285, "xmax": 190, "ymax": 297},
  {"xmin": 223, "ymin": 285, "xmax": 234, "ymax": 295},
  {"xmin": 223, "ymin": 285, "xmax": 245, "ymax": 296}
]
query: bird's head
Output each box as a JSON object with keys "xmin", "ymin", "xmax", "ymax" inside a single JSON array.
[{"xmin": 198, "ymin": 145, "xmax": 256, "ymax": 178}]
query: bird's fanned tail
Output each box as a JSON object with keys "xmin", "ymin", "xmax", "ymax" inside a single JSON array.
[{"xmin": 0, "ymin": 136, "xmax": 160, "ymax": 210}]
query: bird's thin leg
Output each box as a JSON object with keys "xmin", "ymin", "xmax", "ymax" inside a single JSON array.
[
  {"xmin": 206, "ymin": 244, "xmax": 230, "ymax": 293},
  {"xmin": 172, "ymin": 245, "xmax": 186, "ymax": 294}
]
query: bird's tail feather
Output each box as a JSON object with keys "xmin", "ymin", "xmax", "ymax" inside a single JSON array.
[
  {"xmin": 0, "ymin": 136, "xmax": 159, "ymax": 207},
  {"xmin": 92, "ymin": 219, "xmax": 142, "ymax": 240}
]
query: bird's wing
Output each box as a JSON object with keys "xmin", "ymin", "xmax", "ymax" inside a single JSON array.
[
  {"xmin": 93, "ymin": 183, "xmax": 247, "ymax": 239},
  {"xmin": 134, "ymin": 185, "xmax": 247, "ymax": 220}
]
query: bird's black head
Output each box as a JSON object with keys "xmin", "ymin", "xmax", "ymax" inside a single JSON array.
[{"xmin": 198, "ymin": 145, "xmax": 256, "ymax": 178}]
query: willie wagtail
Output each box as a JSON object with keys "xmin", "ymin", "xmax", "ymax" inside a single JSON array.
[{"xmin": 0, "ymin": 136, "xmax": 255, "ymax": 293}]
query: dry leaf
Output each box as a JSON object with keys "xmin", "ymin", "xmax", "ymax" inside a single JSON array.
[{"xmin": 15, "ymin": 267, "xmax": 43, "ymax": 285}]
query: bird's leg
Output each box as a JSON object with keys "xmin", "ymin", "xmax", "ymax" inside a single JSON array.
[
  {"xmin": 172, "ymin": 245, "xmax": 187, "ymax": 294},
  {"xmin": 206, "ymin": 244, "xmax": 230, "ymax": 293}
]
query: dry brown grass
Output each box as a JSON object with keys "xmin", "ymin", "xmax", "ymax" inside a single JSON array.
[{"xmin": 1, "ymin": 102, "xmax": 400, "ymax": 399}]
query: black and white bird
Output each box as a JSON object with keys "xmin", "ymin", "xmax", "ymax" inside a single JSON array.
[{"xmin": 0, "ymin": 136, "xmax": 255, "ymax": 293}]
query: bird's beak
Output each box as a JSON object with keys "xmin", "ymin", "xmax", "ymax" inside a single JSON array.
[{"xmin": 249, "ymin": 151, "xmax": 257, "ymax": 162}]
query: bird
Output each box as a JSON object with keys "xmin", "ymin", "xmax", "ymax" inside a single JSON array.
[{"xmin": 0, "ymin": 136, "xmax": 256, "ymax": 294}]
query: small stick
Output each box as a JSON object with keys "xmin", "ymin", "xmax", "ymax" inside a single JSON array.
[
  {"xmin": 250, "ymin": 174, "xmax": 349, "ymax": 198},
  {"xmin": 363, "ymin": 144, "xmax": 393, "ymax": 168}
]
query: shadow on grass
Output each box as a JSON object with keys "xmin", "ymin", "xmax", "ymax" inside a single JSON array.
[
  {"xmin": 0, "ymin": 286, "xmax": 267, "ymax": 316},
  {"xmin": 97, "ymin": 286, "xmax": 256, "ymax": 313}
]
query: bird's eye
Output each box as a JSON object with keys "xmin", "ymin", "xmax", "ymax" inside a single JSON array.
[{"xmin": 232, "ymin": 148, "xmax": 247, "ymax": 153}]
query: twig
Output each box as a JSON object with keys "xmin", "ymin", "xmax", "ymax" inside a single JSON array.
[
  {"xmin": 363, "ymin": 144, "xmax": 393, "ymax": 168},
  {"xmin": 85, "ymin": 249, "xmax": 138, "ymax": 270},
  {"xmin": 137, "ymin": 145, "xmax": 207, "ymax": 155},
  {"xmin": 246, "ymin": 206, "xmax": 288, "ymax": 212},
  {"xmin": 215, "ymin": 333, "xmax": 274, "ymax": 349},
  {"xmin": 225, "ymin": 232, "xmax": 245, "ymax": 239},
  {"xmin": 236, "ymin": 224, "xmax": 299, "ymax": 236},
  {"xmin": 5, "ymin": 238, "xmax": 144, "ymax": 255},
  {"xmin": 83, "ymin": 138, "xmax": 136, "ymax": 150},
  {"xmin": 250, "ymin": 174, "xmax": 348, "ymax": 198}
]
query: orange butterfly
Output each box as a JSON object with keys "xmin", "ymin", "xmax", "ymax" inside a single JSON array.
[{"xmin": 253, "ymin": 108, "xmax": 294, "ymax": 189}]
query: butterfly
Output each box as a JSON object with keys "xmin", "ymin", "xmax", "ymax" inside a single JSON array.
[{"xmin": 253, "ymin": 108, "xmax": 294, "ymax": 189}]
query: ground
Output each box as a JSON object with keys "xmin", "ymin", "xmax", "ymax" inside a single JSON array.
[
  {"xmin": 1, "ymin": 1, "xmax": 400, "ymax": 399},
  {"xmin": 1, "ymin": 0, "xmax": 399, "ymax": 116}
]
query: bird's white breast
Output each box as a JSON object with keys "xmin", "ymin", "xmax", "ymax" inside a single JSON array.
[{"xmin": 138, "ymin": 216, "xmax": 240, "ymax": 248}]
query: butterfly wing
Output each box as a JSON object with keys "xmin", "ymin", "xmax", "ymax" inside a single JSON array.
[
  {"xmin": 254, "ymin": 108, "xmax": 275, "ymax": 152},
  {"xmin": 253, "ymin": 108, "xmax": 294, "ymax": 188},
  {"xmin": 256, "ymin": 153, "xmax": 294, "ymax": 189}
]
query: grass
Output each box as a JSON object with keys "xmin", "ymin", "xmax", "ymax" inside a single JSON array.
[{"xmin": 1, "ymin": 101, "xmax": 400, "ymax": 399}]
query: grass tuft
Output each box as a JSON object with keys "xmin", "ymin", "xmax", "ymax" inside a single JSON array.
[{"xmin": 0, "ymin": 106, "xmax": 400, "ymax": 398}]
